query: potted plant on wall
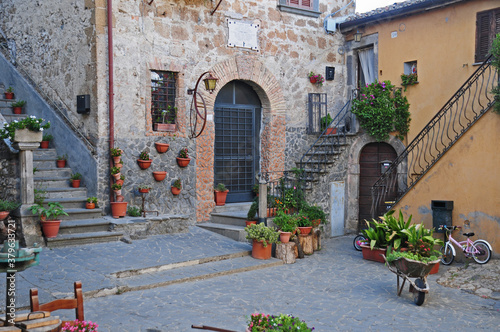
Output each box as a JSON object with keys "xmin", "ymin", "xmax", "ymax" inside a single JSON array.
[
  {"xmin": 116, "ymin": 174, "xmax": 125, "ymax": 186},
  {"xmin": 137, "ymin": 150, "xmax": 152, "ymax": 169},
  {"xmin": 176, "ymin": 148, "xmax": 191, "ymax": 167},
  {"xmin": 111, "ymin": 166, "xmax": 121, "ymax": 181},
  {"xmin": 111, "ymin": 147, "xmax": 122, "ymax": 164},
  {"xmin": 171, "ymin": 178, "xmax": 181, "ymax": 195},
  {"xmin": 70, "ymin": 172, "xmax": 82, "ymax": 188},
  {"xmin": 30, "ymin": 202, "xmax": 68, "ymax": 238},
  {"xmin": 152, "ymin": 171, "xmax": 167, "ymax": 182},
  {"xmin": 56, "ymin": 154, "xmax": 68, "ymax": 168},
  {"xmin": 245, "ymin": 223, "xmax": 279, "ymax": 260},
  {"xmin": 0, "ymin": 200, "xmax": 20, "ymax": 221},
  {"xmin": 86, "ymin": 197, "xmax": 98, "ymax": 209},
  {"xmin": 214, "ymin": 183, "xmax": 229, "ymax": 206},
  {"xmin": 4, "ymin": 86, "xmax": 14, "ymax": 99},
  {"xmin": 308, "ymin": 72, "xmax": 325, "ymax": 86},
  {"xmin": 111, "ymin": 183, "xmax": 122, "ymax": 196},
  {"xmin": 155, "ymin": 141, "xmax": 170, "ymax": 153},
  {"xmin": 11, "ymin": 100, "xmax": 26, "ymax": 114},
  {"xmin": 138, "ymin": 184, "xmax": 151, "ymax": 194},
  {"xmin": 40, "ymin": 133, "xmax": 53, "ymax": 149}
]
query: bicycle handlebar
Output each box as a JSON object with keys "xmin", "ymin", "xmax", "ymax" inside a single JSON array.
[{"xmin": 438, "ymin": 225, "xmax": 461, "ymax": 231}]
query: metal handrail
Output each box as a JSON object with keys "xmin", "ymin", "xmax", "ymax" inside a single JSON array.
[
  {"xmin": 370, "ymin": 55, "xmax": 497, "ymax": 218},
  {"xmin": 0, "ymin": 41, "xmax": 97, "ymax": 155}
]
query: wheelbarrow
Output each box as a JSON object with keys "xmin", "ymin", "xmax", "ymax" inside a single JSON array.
[{"xmin": 382, "ymin": 255, "xmax": 440, "ymax": 306}]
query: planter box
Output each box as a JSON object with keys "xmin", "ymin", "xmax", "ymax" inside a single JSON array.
[
  {"xmin": 154, "ymin": 123, "xmax": 176, "ymax": 132},
  {"xmin": 13, "ymin": 129, "xmax": 43, "ymax": 143},
  {"xmin": 360, "ymin": 245, "xmax": 386, "ymax": 263},
  {"xmin": 324, "ymin": 128, "xmax": 337, "ymax": 135}
]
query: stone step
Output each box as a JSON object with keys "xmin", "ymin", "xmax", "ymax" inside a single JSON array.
[
  {"xmin": 58, "ymin": 218, "xmax": 111, "ymax": 235},
  {"xmin": 46, "ymin": 230, "xmax": 124, "ymax": 248},
  {"xmin": 0, "ymin": 113, "xmax": 27, "ymax": 122},
  {"xmin": 34, "ymin": 148, "xmax": 57, "ymax": 159},
  {"xmin": 304, "ymin": 150, "xmax": 341, "ymax": 156},
  {"xmin": 210, "ymin": 211, "xmax": 247, "ymax": 226},
  {"xmin": 33, "ymin": 158, "xmax": 61, "ymax": 168},
  {"xmin": 59, "ymin": 207, "xmax": 103, "ymax": 220},
  {"xmin": 34, "ymin": 177, "xmax": 72, "ymax": 188},
  {"xmin": 212, "ymin": 202, "xmax": 253, "ymax": 213},
  {"xmin": 35, "ymin": 187, "xmax": 88, "ymax": 199},
  {"xmin": 111, "ymin": 253, "xmax": 283, "ymax": 293},
  {"xmin": 44, "ymin": 196, "xmax": 95, "ymax": 209},
  {"xmin": 197, "ymin": 222, "xmax": 248, "ymax": 242},
  {"xmin": 34, "ymin": 168, "xmax": 71, "ymax": 178}
]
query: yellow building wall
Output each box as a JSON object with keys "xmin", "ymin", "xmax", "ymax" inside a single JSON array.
[{"xmin": 354, "ymin": 0, "xmax": 500, "ymax": 253}]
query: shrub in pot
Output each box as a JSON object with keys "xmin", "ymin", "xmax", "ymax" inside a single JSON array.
[
  {"xmin": 70, "ymin": 172, "xmax": 82, "ymax": 188},
  {"xmin": 245, "ymin": 223, "xmax": 279, "ymax": 260},
  {"xmin": 214, "ymin": 183, "xmax": 229, "ymax": 206},
  {"xmin": 0, "ymin": 200, "xmax": 20, "ymax": 220},
  {"xmin": 29, "ymin": 202, "xmax": 68, "ymax": 238},
  {"xmin": 86, "ymin": 197, "xmax": 98, "ymax": 209}
]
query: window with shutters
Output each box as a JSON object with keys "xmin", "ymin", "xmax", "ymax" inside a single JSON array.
[
  {"xmin": 475, "ymin": 8, "xmax": 500, "ymax": 63},
  {"xmin": 278, "ymin": 0, "xmax": 320, "ymax": 17}
]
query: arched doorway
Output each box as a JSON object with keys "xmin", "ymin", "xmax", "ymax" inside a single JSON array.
[
  {"xmin": 214, "ymin": 80, "xmax": 262, "ymax": 203},
  {"xmin": 359, "ymin": 142, "xmax": 398, "ymax": 225}
]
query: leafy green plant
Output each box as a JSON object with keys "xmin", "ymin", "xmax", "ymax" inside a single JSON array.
[
  {"xmin": 86, "ymin": 197, "xmax": 98, "ymax": 204},
  {"xmin": 490, "ymin": 33, "xmax": 500, "ymax": 113},
  {"xmin": 244, "ymin": 223, "xmax": 279, "ymax": 247},
  {"xmin": 302, "ymin": 204, "xmax": 327, "ymax": 224},
  {"xmin": 247, "ymin": 313, "xmax": 313, "ymax": 332},
  {"xmin": 178, "ymin": 148, "xmax": 189, "ymax": 158},
  {"xmin": 296, "ymin": 212, "xmax": 312, "ymax": 227},
  {"xmin": 138, "ymin": 184, "xmax": 151, "ymax": 190},
  {"xmin": 127, "ymin": 206, "xmax": 142, "ymax": 217},
  {"xmin": 111, "ymin": 183, "xmax": 122, "ymax": 190},
  {"xmin": 42, "ymin": 133, "xmax": 53, "ymax": 141},
  {"xmin": 172, "ymin": 179, "xmax": 181, "ymax": 189},
  {"xmin": 6, "ymin": 86, "xmax": 13, "ymax": 93},
  {"xmin": 381, "ymin": 210, "xmax": 412, "ymax": 250},
  {"xmin": 273, "ymin": 210, "xmax": 297, "ymax": 233},
  {"xmin": 11, "ymin": 100, "xmax": 26, "ymax": 108},
  {"xmin": 57, "ymin": 154, "xmax": 68, "ymax": 161},
  {"xmin": 110, "ymin": 148, "xmax": 122, "ymax": 157},
  {"xmin": 70, "ymin": 172, "xmax": 82, "ymax": 180},
  {"xmin": 247, "ymin": 200, "xmax": 258, "ymax": 221},
  {"xmin": 362, "ymin": 218, "xmax": 389, "ymax": 249},
  {"xmin": 400, "ymin": 73, "xmax": 418, "ymax": 91},
  {"xmin": 0, "ymin": 115, "xmax": 51, "ymax": 140},
  {"xmin": 34, "ymin": 188, "xmax": 47, "ymax": 205},
  {"xmin": 139, "ymin": 151, "xmax": 150, "ymax": 160},
  {"xmin": 215, "ymin": 183, "xmax": 227, "ymax": 192},
  {"xmin": 351, "ymin": 80, "xmax": 411, "ymax": 141},
  {"xmin": 0, "ymin": 200, "xmax": 20, "ymax": 211},
  {"xmin": 320, "ymin": 113, "xmax": 333, "ymax": 131},
  {"xmin": 30, "ymin": 202, "xmax": 68, "ymax": 220},
  {"xmin": 386, "ymin": 250, "xmax": 440, "ymax": 264},
  {"xmin": 110, "ymin": 166, "xmax": 120, "ymax": 175}
]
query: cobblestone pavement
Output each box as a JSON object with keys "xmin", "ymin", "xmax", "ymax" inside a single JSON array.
[{"xmin": 75, "ymin": 234, "xmax": 499, "ymax": 332}]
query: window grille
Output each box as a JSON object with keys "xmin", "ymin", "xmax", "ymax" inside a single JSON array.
[{"xmin": 151, "ymin": 71, "xmax": 177, "ymax": 131}]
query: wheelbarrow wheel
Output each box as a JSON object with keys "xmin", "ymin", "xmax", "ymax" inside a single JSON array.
[{"xmin": 413, "ymin": 278, "xmax": 426, "ymax": 306}]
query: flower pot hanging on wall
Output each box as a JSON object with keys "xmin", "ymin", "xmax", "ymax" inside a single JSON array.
[
  {"xmin": 155, "ymin": 142, "xmax": 170, "ymax": 154},
  {"xmin": 153, "ymin": 171, "xmax": 167, "ymax": 181},
  {"xmin": 137, "ymin": 159, "xmax": 152, "ymax": 169},
  {"xmin": 176, "ymin": 157, "xmax": 190, "ymax": 167}
]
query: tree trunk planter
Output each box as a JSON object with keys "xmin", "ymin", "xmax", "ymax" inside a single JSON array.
[
  {"xmin": 176, "ymin": 157, "xmax": 191, "ymax": 167},
  {"xmin": 86, "ymin": 202, "xmax": 95, "ymax": 209},
  {"xmin": 252, "ymin": 240, "xmax": 272, "ymax": 260},
  {"xmin": 137, "ymin": 159, "xmax": 152, "ymax": 169},
  {"xmin": 214, "ymin": 189, "xmax": 229, "ymax": 206},
  {"xmin": 153, "ymin": 171, "xmax": 167, "ymax": 181},
  {"xmin": 41, "ymin": 220, "xmax": 61, "ymax": 238},
  {"xmin": 71, "ymin": 179, "xmax": 81, "ymax": 188},
  {"xmin": 110, "ymin": 202, "xmax": 127, "ymax": 218},
  {"xmin": 40, "ymin": 141, "xmax": 49, "ymax": 149},
  {"xmin": 171, "ymin": 187, "xmax": 181, "ymax": 195},
  {"xmin": 155, "ymin": 142, "xmax": 170, "ymax": 153},
  {"xmin": 56, "ymin": 160, "xmax": 66, "ymax": 168},
  {"xmin": 360, "ymin": 245, "xmax": 387, "ymax": 263}
]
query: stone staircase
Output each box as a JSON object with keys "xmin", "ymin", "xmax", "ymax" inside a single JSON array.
[{"xmin": 198, "ymin": 202, "xmax": 252, "ymax": 242}]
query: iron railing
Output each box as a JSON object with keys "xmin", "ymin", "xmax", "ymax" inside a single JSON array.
[
  {"xmin": 298, "ymin": 89, "xmax": 356, "ymax": 182},
  {"xmin": 0, "ymin": 38, "xmax": 96, "ymax": 155},
  {"xmin": 307, "ymin": 93, "xmax": 328, "ymax": 134},
  {"xmin": 370, "ymin": 55, "xmax": 497, "ymax": 218},
  {"xmin": 260, "ymin": 170, "xmax": 306, "ymax": 212}
]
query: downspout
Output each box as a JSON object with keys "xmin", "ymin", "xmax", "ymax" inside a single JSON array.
[{"xmin": 108, "ymin": 0, "xmax": 115, "ymax": 203}]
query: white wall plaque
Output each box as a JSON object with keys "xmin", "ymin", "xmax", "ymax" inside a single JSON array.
[{"xmin": 227, "ymin": 19, "xmax": 259, "ymax": 51}]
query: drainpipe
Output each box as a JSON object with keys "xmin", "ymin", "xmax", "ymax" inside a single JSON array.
[{"xmin": 108, "ymin": 0, "xmax": 115, "ymax": 202}]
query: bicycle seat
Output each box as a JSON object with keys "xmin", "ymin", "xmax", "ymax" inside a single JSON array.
[{"xmin": 463, "ymin": 232, "xmax": 475, "ymax": 237}]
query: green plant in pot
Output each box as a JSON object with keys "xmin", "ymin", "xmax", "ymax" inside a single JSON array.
[
  {"xmin": 273, "ymin": 210, "xmax": 297, "ymax": 233},
  {"xmin": 70, "ymin": 172, "xmax": 82, "ymax": 188},
  {"xmin": 137, "ymin": 150, "xmax": 152, "ymax": 169},
  {"xmin": 86, "ymin": 197, "xmax": 98, "ymax": 209},
  {"xmin": 245, "ymin": 223, "xmax": 279, "ymax": 260},
  {"xmin": 0, "ymin": 200, "xmax": 20, "ymax": 220},
  {"xmin": 320, "ymin": 113, "xmax": 333, "ymax": 132},
  {"xmin": 171, "ymin": 179, "xmax": 182, "ymax": 195},
  {"xmin": 246, "ymin": 200, "xmax": 259, "ymax": 224},
  {"xmin": 380, "ymin": 209, "xmax": 412, "ymax": 250},
  {"xmin": 214, "ymin": 183, "xmax": 229, "ymax": 206},
  {"xmin": 302, "ymin": 204, "xmax": 327, "ymax": 227},
  {"xmin": 30, "ymin": 202, "xmax": 68, "ymax": 238}
]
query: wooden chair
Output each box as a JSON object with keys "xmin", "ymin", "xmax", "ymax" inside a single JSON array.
[{"xmin": 30, "ymin": 281, "xmax": 84, "ymax": 324}]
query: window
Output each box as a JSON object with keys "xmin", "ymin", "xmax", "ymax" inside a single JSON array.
[
  {"xmin": 278, "ymin": 0, "xmax": 320, "ymax": 17},
  {"xmin": 151, "ymin": 70, "xmax": 177, "ymax": 132},
  {"xmin": 307, "ymin": 93, "xmax": 327, "ymax": 134},
  {"xmin": 475, "ymin": 8, "xmax": 500, "ymax": 63}
]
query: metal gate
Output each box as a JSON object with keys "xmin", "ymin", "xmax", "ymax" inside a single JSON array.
[{"xmin": 214, "ymin": 106, "xmax": 261, "ymax": 203}]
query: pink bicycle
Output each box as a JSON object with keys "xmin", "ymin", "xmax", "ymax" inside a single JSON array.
[{"xmin": 438, "ymin": 222, "xmax": 492, "ymax": 265}]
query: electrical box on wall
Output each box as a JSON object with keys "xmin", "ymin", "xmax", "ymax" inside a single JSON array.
[
  {"xmin": 77, "ymin": 95, "xmax": 90, "ymax": 114},
  {"xmin": 326, "ymin": 66, "xmax": 335, "ymax": 81}
]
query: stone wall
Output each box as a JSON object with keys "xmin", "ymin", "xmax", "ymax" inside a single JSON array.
[{"xmin": 0, "ymin": 141, "xmax": 19, "ymax": 201}]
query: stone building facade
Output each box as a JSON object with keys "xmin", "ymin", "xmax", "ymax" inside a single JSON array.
[{"xmin": 0, "ymin": 1, "xmax": 354, "ymax": 225}]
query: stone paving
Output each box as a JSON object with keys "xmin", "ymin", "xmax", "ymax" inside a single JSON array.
[{"xmin": 2, "ymin": 227, "xmax": 499, "ymax": 331}]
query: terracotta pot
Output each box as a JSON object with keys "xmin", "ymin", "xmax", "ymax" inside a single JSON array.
[
  {"xmin": 71, "ymin": 179, "xmax": 81, "ymax": 188},
  {"xmin": 113, "ymin": 156, "xmax": 121, "ymax": 164},
  {"xmin": 13, "ymin": 107, "xmax": 22, "ymax": 114},
  {"xmin": 252, "ymin": 240, "xmax": 272, "ymax": 260},
  {"xmin": 4, "ymin": 92, "xmax": 14, "ymax": 100},
  {"xmin": 360, "ymin": 245, "xmax": 387, "ymax": 263},
  {"xmin": 266, "ymin": 208, "xmax": 277, "ymax": 217},
  {"xmin": 176, "ymin": 157, "xmax": 191, "ymax": 167},
  {"xmin": 112, "ymin": 173, "xmax": 121, "ymax": 181},
  {"xmin": 311, "ymin": 219, "xmax": 321, "ymax": 228},
  {"xmin": 113, "ymin": 189, "xmax": 122, "ymax": 196},
  {"xmin": 115, "ymin": 195, "xmax": 125, "ymax": 202},
  {"xmin": 115, "ymin": 163, "xmax": 123, "ymax": 170},
  {"xmin": 171, "ymin": 186, "xmax": 181, "ymax": 195},
  {"xmin": 325, "ymin": 128, "xmax": 337, "ymax": 135},
  {"xmin": 245, "ymin": 221, "xmax": 257, "ymax": 227},
  {"xmin": 139, "ymin": 188, "xmax": 150, "ymax": 194},
  {"xmin": 110, "ymin": 202, "xmax": 127, "ymax": 218},
  {"xmin": 137, "ymin": 159, "xmax": 152, "ymax": 169},
  {"xmin": 298, "ymin": 226, "xmax": 312, "ymax": 235},
  {"xmin": 429, "ymin": 262, "xmax": 440, "ymax": 275},
  {"xmin": 40, "ymin": 141, "xmax": 49, "ymax": 149},
  {"xmin": 115, "ymin": 179, "xmax": 124, "ymax": 186},
  {"xmin": 153, "ymin": 171, "xmax": 167, "ymax": 181},
  {"xmin": 56, "ymin": 160, "xmax": 66, "ymax": 168},
  {"xmin": 85, "ymin": 202, "xmax": 95, "ymax": 209},
  {"xmin": 41, "ymin": 219, "xmax": 61, "ymax": 238},
  {"xmin": 309, "ymin": 76, "xmax": 317, "ymax": 84},
  {"xmin": 0, "ymin": 211, "xmax": 10, "ymax": 220},
  {"xmin": 214, "ymin": 189, "xmax": 229, "ymax": 206},
  {"xmin": 155, "ymin": 142, "xmax": 170, "ymax": 153},
  {"xmin": 280, "ymin": 231, "xmax": 291, "ymax": 243}
]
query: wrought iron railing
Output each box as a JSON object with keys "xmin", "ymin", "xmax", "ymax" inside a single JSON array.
[
  {"xmin": 260, "ymin": 170, "xmax": 306, "ymax": 213},
  {"xmin": 0, "ymin": 39, "xmax": 96, "ymax": 155},
  {"xmin": 370, "ymin": 55, "xmax": 497, "ymax": 218},
  {"xmin": 298, "ymin": 90, "xmax": 356, "ymax": 182}
]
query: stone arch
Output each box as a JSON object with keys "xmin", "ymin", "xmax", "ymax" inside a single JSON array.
[
  {"xmin": 196, "ymin": 56, "xmax": 286, "ymax": 221},
  {"xmin": 345, "ymin": 133, "xmax": 406, "ymax": 232}
]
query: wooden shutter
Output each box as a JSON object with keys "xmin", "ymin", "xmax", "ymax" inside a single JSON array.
[
  {"xmin": 475, "ymin": 8, "xmax": 500, "ymax": 63},
  {"xmin": 288, "ymin": 0, "xmax": 313, "ymax": 10}
]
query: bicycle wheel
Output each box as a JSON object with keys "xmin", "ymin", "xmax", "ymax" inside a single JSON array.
[
  {"xmin": 472, "ymin": 240, "xmax": 491, "ymax": 264},
  {"xmin": 440, "ymin": 244, "xmax": 454, "ymax": 265},
  {"xmin": 353, "ymin": 234, "xmax": 366, "ymax": 251},
  {"xmin": 413, "ymin": 278, "xmax": 426, "ymax": 306}
]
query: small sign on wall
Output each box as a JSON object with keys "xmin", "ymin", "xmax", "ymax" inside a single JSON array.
[{"xmin": 227, "ymin": 19, "xmax": 259, "ymax": 51}]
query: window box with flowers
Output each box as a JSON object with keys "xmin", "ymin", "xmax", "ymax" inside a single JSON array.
[
  {"xmin": 0, "ymin": 115, "xmax": 51, "ymax": 143},
  {"xmin": 176, "ymin": 148, "xmax": 191, "ymax": 167}
]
